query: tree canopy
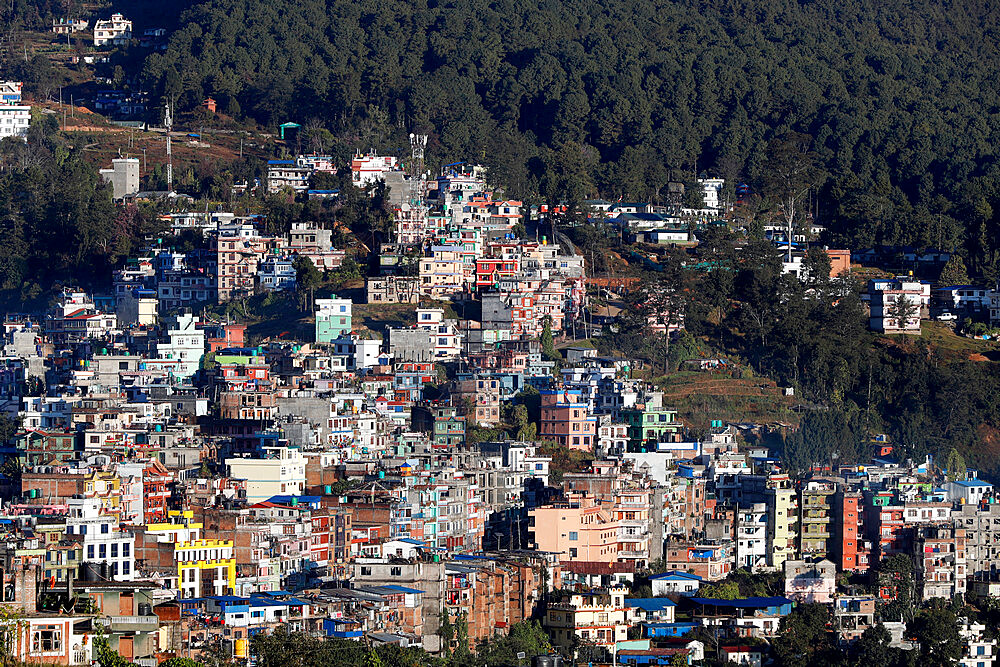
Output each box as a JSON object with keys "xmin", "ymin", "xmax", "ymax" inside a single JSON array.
[{"xmin": 125, "ymin": 0, "xmax": 1000, "ymax": 274}]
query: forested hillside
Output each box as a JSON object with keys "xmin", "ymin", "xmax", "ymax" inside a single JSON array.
[{"xmin": 135, "ymin": 0, "xmax": 1000, "ymax": 273}]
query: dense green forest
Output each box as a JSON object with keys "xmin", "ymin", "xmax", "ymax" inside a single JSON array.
[
  {"xmin": 0, "ymin": 120, "xmax": 141, "ymax": 300},
  {"xmin": 129, "ymin": 0, "xmax": 1000, "ymax": 277}
]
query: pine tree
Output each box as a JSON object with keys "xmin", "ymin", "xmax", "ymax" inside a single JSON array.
[{"xmin": 938, "ymin": 254, "xmax": 970, "ymax": 286}]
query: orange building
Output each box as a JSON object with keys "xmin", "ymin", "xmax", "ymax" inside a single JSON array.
[
  {"xmin": 529, "ymin": 494, "xmax": 621, "ymax": 563},
  {"xmin": 824, "ymin": 248, "xmax": 851, "ymax": 277}
]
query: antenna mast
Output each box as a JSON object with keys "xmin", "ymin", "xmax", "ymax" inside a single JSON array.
[
  {"xmin": 409, "ymin": 133, "xmax": 427, "ymax": 206},
  {"xmin": 165, "ymin": 101, "xmax": 174, "ymax": 190}
]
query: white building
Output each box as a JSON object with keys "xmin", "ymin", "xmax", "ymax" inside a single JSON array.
[
  {"xmin": 351, "ymin": 151, "xmax": 397, "ymax": 188},
  {"xmin": 226, "ymin": 446, "xmax": 306, "ymax": 503},
  {"xmin": 649, "ymin": 571, "xmax": 702, "ymax": 597},
  {"xmin": 0, "ymin": 81, "xmax": 23, "ymax": 105},
  {"xmin": 266, "ymin": 160, "xmax": 312, "ymax": 194},
  {"xmin": 415, "ymin": 308, "xmax": 462, "ymax": 359},
  {"xmin": 155, "ymin": 313, "xmax": 206, "ymax": 379},
  {"xmin": 868, "ymin": 278, "xmax": 929, "ymax": 333},
  {"xmin": 332, "ymin": 334, "xmax": 383, "ymax": 370},
  {"xmin": 65, "ymin": 498, "xmax": 135, "ymax": 581},
  {"xmin": 946, "ymin": 474, "xmax": 993, "ymax": 505},
  {"xmin": 52, "ymin": 18, "xmax": 89, "ymax": 33},
  {"xmin": 736, "ymin": 503, "xmax": 768, "ymax": 571},
  {"xmin": 93, "ymin": 13, "xmax": 132, "ymax": 46},
  {"xmin": 0, "ymin": 103, "xmax": 30, "ymax": 141},
  {"xmin": 597, "ymin": 422, "xmax": 629, "ymax": 457},
  {"xmin": 697, "ymin": 178, "xmax": 726, "ymax": 210},
  {"xmin": 258, "ymin": 255, "xmax": 296, "ymax": 291},
  {"xmin": 959, "ymin": 618, "xmax": 998, "ymax": 667},
  {"xmin": 296, "ymin": 154, "xmax": 336, "ymax": 173}
]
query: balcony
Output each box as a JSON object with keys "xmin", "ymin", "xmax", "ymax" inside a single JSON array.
[{"xmin": 95, "ymin": 615, "xmax": 161, "ymax": 632}]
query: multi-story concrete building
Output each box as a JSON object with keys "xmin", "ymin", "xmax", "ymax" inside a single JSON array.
[
  {"xmin": 832, "ymin": 489, "xmax": 870, "ymax": 573},
  {"xmin": 914, "ymin": 523, "xmax": 967, "ymax": 601},
  {"xmin": 739, "ymin": 473, "xmax": 799, "ymax": 568},
  {"xmin": 545, "ymin": 586, "xmax": 631, "ymax": 658},
  {"xmin": 799, "ymin": 482, "xmax": 835, "ymax": 558},
  {"xmin": 953, "ymin": 502, "xmax": 1000, "ymax": 580},
  {"xmin": 65, "ymin": 498, "xmax": 136, "ymax": 581},
  {"xmin": 93, "ymin": 13, "xmax": 132, "ymax": 45},
  {"xmin": 226, "ymin": 447, "xmax": 306, "ymax": 503},
  {"xmin": 735, "ymin": 503, "xmax": 768, "ymax": 571},
  {"xmin": 540, "ymin": 389, "xmax": 597, "ymax": 451},
  {"xmin": 315, "ymin": 297, "xmax": 352, "ymax": 343},
  {"xmin": 529, "ymin": 495, "xmax": 621, "ymax": 564}
]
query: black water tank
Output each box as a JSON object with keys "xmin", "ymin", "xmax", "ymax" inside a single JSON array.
[
  {"xmin": 82, "ymin": 562, "xmax": 102, "ymax": 582},
  {"xmin": 137, "ymin": 602, "xmax": 152, "ymax": 616},
  {"xmin": 533, "ymin": 655, "xmax": 563, "ymax": 667}
]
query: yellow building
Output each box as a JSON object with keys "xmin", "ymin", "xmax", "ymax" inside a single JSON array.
[
  {"xmin": 145, "ymin": 510, "xmax": 203, "ymax": 544},
  {"xmin": 175, "ymin": 539, "xmax": 236, "ymax": 599},
  {"xmin": 84, "ymin": 470, "xmax": 122, "ymax": 513}
]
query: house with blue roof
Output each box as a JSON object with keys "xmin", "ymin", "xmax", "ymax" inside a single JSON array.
[
  {"xmin": 946, "ymin": 472, "xmax": 993, "ymax": 504},
  {"xmin": 625, "ymin": 598, "xmax": 676, "ymax": 623},
  {"xmin": 649, "ymin": 571, "xmax": 702, "ymax": 597},
  {"xmin": 323, "ymin": 618, "xmax": 364, "ymax": 640},
  {"xmin": 688, "ymin": 596, "xmax": 794, "ymax": 638}
]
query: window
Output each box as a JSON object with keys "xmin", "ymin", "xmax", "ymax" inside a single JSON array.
[
  {"xmin": 390, "ymin": 567, "xmax": 402, "ymax": 576},
  {"xmin": 32, "ymin": 626, "xmax": 62, "ymax": 652},
  {"xmin": 569, "ymin": 548, "xmax": 578, "ymax": 558},
  {"xmin": 123, "ymin": 562, "xmax": 130, "ymax": 575},
  {"xmin": 360, "ymin": 567, "xmax": 372, "ymax": 576},
  {"xmin": 88, "ymin": 545, "xmax": 94, "ymax": 559},
  {"xmin": 569, "ymin": 532, "xmax": 578, "ymax": 541},
  {"xmin": 123, "ymin": 543, "xmax": 130, "ymax": 557},
  {"xmin": 99, "ymin": 544, "xmax": 106, "ymax": 558},
  {"xmin": 101, "ymin": 524, "xmax": 109, "ymax": 534},
  {"xmin": 111, "ymin": 544, "xmax": 118, "ymax": 558}
]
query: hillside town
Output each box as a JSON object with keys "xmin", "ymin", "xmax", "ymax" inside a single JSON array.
[{"xmin": 4, "ymin": 57, "xmax": 1000, "ymax": 667}]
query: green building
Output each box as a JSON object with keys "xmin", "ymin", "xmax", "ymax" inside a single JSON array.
[
  {"xmin": 621, "ymin": 404, "xmax": 682, "ymax": 449},
  {"xmin": 315, "ymin": 297, "xmax": 352, "ymax": 343}
]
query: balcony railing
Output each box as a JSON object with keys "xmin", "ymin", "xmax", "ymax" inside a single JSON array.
[{"xmin": 96, "ymin": 615, "xmax": 161, "ymax": 631}]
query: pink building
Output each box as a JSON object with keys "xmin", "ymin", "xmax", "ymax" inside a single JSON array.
[{"xmin": 540, "ymin": 389, "xmax": 597, "ymax": 451}]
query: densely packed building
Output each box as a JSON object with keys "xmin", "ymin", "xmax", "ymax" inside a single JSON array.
[{"xmin": 1, "ymin": 146, "xmax": 998, "ymax": 667}]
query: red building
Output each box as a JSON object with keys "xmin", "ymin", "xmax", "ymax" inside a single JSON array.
[
  {"xmin": 833, "ymin": 490, "xmax": 870, "ymax": 573},
  {"xmin": 143, "ymin": 459, "xmax": 174, "ymax": 524}
]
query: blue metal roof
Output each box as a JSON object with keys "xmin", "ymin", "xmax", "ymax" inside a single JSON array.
[
  {"xmin": 382, "ymin": 585, "xmax": 424, "ymax": 594},
  {"xmin": 649, "ymin": 571, "xmax": 702, "ymax": 581},
  {"xmin": 625, "ymin": 598, "xmax": 678, "ymax": 610}
]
